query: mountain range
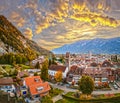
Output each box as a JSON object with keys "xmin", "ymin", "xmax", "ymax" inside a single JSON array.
[
  {"xmin": 0, "ymin": 15, "xmax": 52, "ymax": 57},
  {"xmin": 52, "ymin": 37, "xmax": 120, "ymax": 54}
]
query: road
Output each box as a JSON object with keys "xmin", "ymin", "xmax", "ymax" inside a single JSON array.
[
  {"xmin": 50, "ymin": 82, "xmax": 120, "ymax": 103},
  {"xmin": 49, "ymin": 82, "xmax": 120, "ymax": 95}
]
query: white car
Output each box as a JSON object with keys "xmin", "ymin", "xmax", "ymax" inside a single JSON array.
[{"xmin": 113, "ymin": 84, "xmax": 118, "ymax": 90}]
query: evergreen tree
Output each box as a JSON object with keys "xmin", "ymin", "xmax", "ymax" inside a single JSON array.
[
  {"xmin": 35, "ymin": 62, "xmax": 40, "ymax": 69},
  {"xmin": 49, "ymin": 59, "xmax": 52, "ymax": 66},
  {"xmin": 41, "ymin": 59, "xmax": 49, "ymax": 81}
]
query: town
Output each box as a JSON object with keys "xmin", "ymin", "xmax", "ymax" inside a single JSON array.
[
  {"xmin": 0, "ymin": 52, "xmax": 120, "ymax": 103},
  {"xmin": 1, "ymin": 0, "xmax": 120, "ymax": 103}
]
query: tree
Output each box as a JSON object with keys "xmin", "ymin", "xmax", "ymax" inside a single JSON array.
[
  {"xmin": 34, "ymin": 72, "xmax": 38, "ymax": 76},
  {"xmin": 49, "ymin": 59, "xmax": 52, "ymax": 66},
  {"xmin": 59, "ymin": 55, "xmax": 65, "ymax": 64},
  {"xmin": 55, "ymin": 71, "xmax": 62, "ymax": 82},
  {"xmin": 41, "ymin": 59, "xmax": 49, "ymax": 81},
  {"xmin": 52, "ymin": 56, "xmax": 57, "ymax": 65},
  {"xmin": 79, "ymin": 75, "xmax": 94, "ymax": 96}
]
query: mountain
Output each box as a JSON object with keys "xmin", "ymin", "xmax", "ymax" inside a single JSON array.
[
  {"xmin": 52, "ymin": 37, "xmax": 120, "ymax": 54},
  {"xmin": 0, "ymin": 15, "xmax": 52, "ymax": 57}
]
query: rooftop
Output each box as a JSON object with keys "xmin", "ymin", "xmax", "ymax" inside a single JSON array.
[
  {"xmin": 0, "ymin": 77, "xmax": 13, "ymax": 85},
  {"xmin": 29, "ymin": 82, "xmax": 50, "ymax": 96},
  {"xmin": 24, "ymin": 76, "xmax": 42, "ymax": 86},
  {"xmin": 49, "ymin": 65, "xmax": 67, "ymax": 72}
]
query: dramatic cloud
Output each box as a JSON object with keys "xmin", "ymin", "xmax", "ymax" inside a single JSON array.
[
  {"xmin": 10, "ymin": 12, "xmax": 26, "ymax": 27},
  {"xmin": 1, "ymin": 0, "xmax": 120, "ymax": 50},
  {"xmin": 24, "ymin": 28, "xmax": 33, "ymax": 40},
  {"xmin": 70, "ymin": 0, "xmax": 118, "ymax": 27}
]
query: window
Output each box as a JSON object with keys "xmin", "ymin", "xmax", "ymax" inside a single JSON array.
[
  {"xmin": 23, "ymin": 91, "xmax": 27, "ymax": 95},
  {"xmin": 102, "ymin": 78, "xmax": 108, "ymax": 82},
  {"xmin": 34, "ymin": 78, "xmax": 40, "ymax": 82},
  {"xmin": 36, "ymin": 87, "xmax": 44, "ymax": 91}
]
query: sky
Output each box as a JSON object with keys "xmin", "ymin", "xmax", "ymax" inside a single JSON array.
[{"xmin": 0, "ymin": 0, "xmax": 120, "ymax": 50}]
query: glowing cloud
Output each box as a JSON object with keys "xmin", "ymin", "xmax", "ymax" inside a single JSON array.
[
  {"xmin": 1, "ymin": 0, "xmax": 120, "ymax": 50},
  {"xmin": 24, "ymin": 28, "xmax": 33, "ymax": 40},
  {"xmin": 10, "ymin": 12, "xmax": 26, "ymax": 27}
]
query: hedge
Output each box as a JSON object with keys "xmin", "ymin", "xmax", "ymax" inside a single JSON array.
[{"xmin": 62, "ymin": 94, "xmax": 120, "ymax": 103}]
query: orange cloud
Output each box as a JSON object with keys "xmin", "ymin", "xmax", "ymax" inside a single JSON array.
[
  {"xmin": 24, "ymin": 28, "xmax": 33, "ymax": 40},
  {"xmin": 10, "ymin": 12, "xmax": 26, "ymax": 27},
  {"xmin": 71, "ymin": 12, "xmax": 118, "ymax": 27},
  {"xmin": 18, "ymin": 0, "xmax": 119, "ymax": 36}
]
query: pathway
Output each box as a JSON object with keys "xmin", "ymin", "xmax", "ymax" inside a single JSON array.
[{"xmin": 52, "ymin": 94, "xmax": 62, "ymax": 103}]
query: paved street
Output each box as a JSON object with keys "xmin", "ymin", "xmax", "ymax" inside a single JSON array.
[
  {"xmin": 49, "ymin": 82, "xmax": 120, "ymax": 102},
  {"xmin": 49, "ymin": 82, "xmax": 120, "ymax": 95}
]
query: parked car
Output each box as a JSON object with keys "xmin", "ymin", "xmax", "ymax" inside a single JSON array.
[
  {"xmin": 57, "ymin": 82, "xmax": 64, "ymax": 86},
  {"xmin": 66, "ymin": 84, "xmax": 70, "ymax": 88},
  {"xmin": 113, "ymin": 84, "xmax": 118, "ymax": 90}
]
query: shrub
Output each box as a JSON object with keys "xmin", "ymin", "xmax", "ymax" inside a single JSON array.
[
  {"xmin": 41, "ymin": 95, "xmax": 53, "ymax": 103},
  {"xmin": 74, "ymin": 92, "xmax": 80, "ymax": 98}
]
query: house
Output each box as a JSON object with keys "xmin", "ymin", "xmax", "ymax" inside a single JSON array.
[
  {"xmin": 115, "ymin": 68, "xmax": 120, "ymax": 80},
  {"xmin": 23, "ymin": 76, "xmax": 50, "ymax": 98},
  {"xmin": 29, "ymin": 82, "xmax": 50, "ymax": 97},
  {"xmin": 0, "ymin": 91, "xmax": 14, "ymax": 103},
  {"xmin": 67, "ymin": 65, "xmax": 83, "ymax": 84},
  {"xmin": 82, "ymin": 67, "xmax": 115, "ymax": 86},
  {"xmin": 26, "ymin": 69, "xmax": 41, "ymax": 76},
  {"xmin": 32, "ymin": 56, "xmax": 45, "ymax": 66},
  {"xmin": 102, "ymin": 60, "xmax": 113, "ymax": 67},
  {"xmin": 48, "ymin": 65, "xmax": 69, "ymax": 78},
  {"xmin": 17, "ymin": 71, "xmax": 30, "ymax": 78},
  {"xmin": 0, "ymin": 77, "xmax": 15, "ymax": 97}
]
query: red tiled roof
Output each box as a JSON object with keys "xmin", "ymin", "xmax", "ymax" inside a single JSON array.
[
  {"xmin": 49, "ymin": 65, "xmax": 67, "ymax": 72},
  {"xmin": 102, "ymin": 60, "xmax": 113, "ymax": 67},
  {"xmin": 90, "ymin": 62, "xmax": 98, "ymax": 67},
  {"xmin": 83, "ymin": 68, "xmax": 100, "ymax": 74},
  {"xmin": 24, "ymin": 76, "xmax": 50, "ymax": 96},
  {"xmin": 83, "ymin": 67, "xmax": 114, "ymax": 78},
  {"xmin": 71, "ymin": 65, "xmax": 78, "ymax": 70},
  {"xmin": 24, "ymin": 76, "xmax": 42, "ymax": 86},
  {"xmin": 29, "ymin": 82, "xmax": 50, "ymax": 96}
]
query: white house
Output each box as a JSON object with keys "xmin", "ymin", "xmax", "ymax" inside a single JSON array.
[
  {"xmin": 48, "ymin": 65, "xmax": 69, "ymax": 78},
  {"xmin": 0, "ymin": 77, "xmax": 16, "ymax": 97}
]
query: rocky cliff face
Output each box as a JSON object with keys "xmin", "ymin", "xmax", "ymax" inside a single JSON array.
[{"xmin": 0, "ymin": 15, "xmax": 52, "ymax": 56}]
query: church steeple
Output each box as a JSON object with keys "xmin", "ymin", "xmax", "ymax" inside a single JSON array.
[{"xmin": 65, "ymin": 52, "xmax": 70, "ymax": 71}]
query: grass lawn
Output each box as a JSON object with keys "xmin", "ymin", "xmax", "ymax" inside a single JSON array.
[
  {"xmin": 65, "ymin": 92, "xmax": 75, "ymax": 97},
  {"xmin": 56, "ymin": 97, "xmax": 120, "ymax": 103},
  {"xmin": 50, "ymin": 88, "xmax": 64, "ymax": 97},
  {"xmin": 18, "ymin": 64, "xmax": 31, "ymax": 70},
  {"xmin": 56, "ymin": 98, "xmax": 120, "ymax": 103},
  {"xmin": 55, "ymin": 99, "xmax": 78, "ymax": 103},
  {"xmin": 0, "ymin": 65, "xmax": 14, "ymax": 75},
  {"xmin": 0, "ymin": 64, "xmax": 30, "ymax": 77},
  {"xmin": 58, "ymin": 92, "xmax": 120, "ymax": 103}
]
